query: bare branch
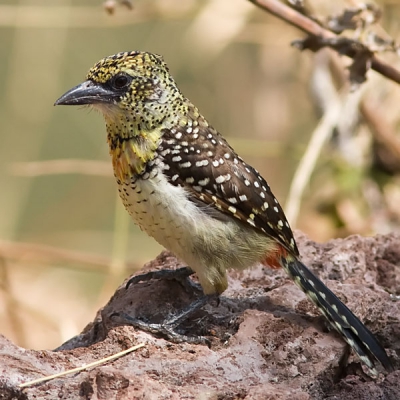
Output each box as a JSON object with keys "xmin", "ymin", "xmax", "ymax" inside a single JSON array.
[
  {"xmin": 249, "ymin": 0, "xmax": 400, "ymax": 86},
  {"xmin": 0, "ymin": 239, "xmax": 140, "ymax": 273}
]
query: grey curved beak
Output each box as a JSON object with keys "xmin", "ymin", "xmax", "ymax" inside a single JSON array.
[{"xmin": 54, "ymin": 80, "xmax": 115, "ymax": 106}]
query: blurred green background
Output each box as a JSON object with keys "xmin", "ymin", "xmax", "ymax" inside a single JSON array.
[{"xmin": 0, "ymin": 0, "xmax": 399, "ymax": 349}]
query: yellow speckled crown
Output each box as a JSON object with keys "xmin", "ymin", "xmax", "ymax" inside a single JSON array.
[{"xmin": 86, "ymin": 51, "xmax": 167, "ymax": 83}]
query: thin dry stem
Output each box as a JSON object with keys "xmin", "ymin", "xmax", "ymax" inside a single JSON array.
[
  {"xmin": 19, "ymin": 343, "xmax": 145, "ymax": 388},
  {"xmin": 0, "ymin": 239, "xmax": 140, "ymax": 273},
  {"xmin": 249, "ymin": 0, "xmax": 400, "ymax": 85},
  {"xmin": 96, "ymin": 193, "xmax": 131, "ymax": 309},
  {"xmin": 285, "ymin": 87, "xmax": 343, "ymax": 224},
  {"xmin": 11, "ymin": 160, "xmax": 112, "ymax": 177},
  {"xmin": 0, "ymin": 258, "xmax": 27, "ymax": 346}
]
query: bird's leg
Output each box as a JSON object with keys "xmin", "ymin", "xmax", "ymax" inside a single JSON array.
[
  {"xmin": 113, "ymin": 267, "xmax": 218, "ymax": 344},
  {"xmin": 114, "ymin": 294, "xmax": 218, "ymax": 345}
]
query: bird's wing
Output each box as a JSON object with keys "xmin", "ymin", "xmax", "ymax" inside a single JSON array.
[{"xmin": 158, "ymin": 122, "xmax": 298, "ymax": 256}]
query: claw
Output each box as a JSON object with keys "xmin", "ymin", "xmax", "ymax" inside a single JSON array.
[
  {"xmin": 125, "ymin": 266, "xmax": 195, "ymax": 289},
  {"xmin": 112, "ymin": 288, "xmax": 219, "ymax": 345},
  {"xmin": 111, "ymin": 310, "xmax": 211, "ymax": 346}
]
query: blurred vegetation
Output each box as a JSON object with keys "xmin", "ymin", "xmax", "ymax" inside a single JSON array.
[{"xmin": 0, "ymin": 0, "xmax": 399, "ymax": 349}]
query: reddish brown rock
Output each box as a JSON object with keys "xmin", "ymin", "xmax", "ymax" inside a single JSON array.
[{"xmin": 0, "ymin": 233, "xmax": 399, "ymax": 399}]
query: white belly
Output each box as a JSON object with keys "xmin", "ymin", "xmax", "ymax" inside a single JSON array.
[
  {"xmin": 118, "ymin": 170, "xmax": 204, "ymax": 254},
  {"xmin": 117, "ymin": 167, "xmax": 272, "ymax": 294}
]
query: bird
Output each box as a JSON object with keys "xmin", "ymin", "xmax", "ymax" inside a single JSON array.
[{"xmin": 55, "ymin": 51, "xmax": 393, "ymax": 374}]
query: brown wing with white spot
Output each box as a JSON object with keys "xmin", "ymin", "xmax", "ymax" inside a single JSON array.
[{"xmin": 156, "ymin": 113, "xmax": 299, "ymax": 256}]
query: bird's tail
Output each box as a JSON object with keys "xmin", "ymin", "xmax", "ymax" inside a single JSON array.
[{"xmin": 281, "ymin": 256, "xmax": 393, "ymax": 374}]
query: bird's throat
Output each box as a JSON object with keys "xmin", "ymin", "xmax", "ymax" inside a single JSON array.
[{"xmin": 106, "ymin": 123, "xmax": 162, "ymax": 181}]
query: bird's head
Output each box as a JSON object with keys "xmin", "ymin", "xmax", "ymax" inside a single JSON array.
[
  {"xmin": 55, "ymin": 51, "xmax": 184, "ymax": 128},
  {"xmin": 55, "ymin": 51, "xmax": 189, "ymax": 177}
]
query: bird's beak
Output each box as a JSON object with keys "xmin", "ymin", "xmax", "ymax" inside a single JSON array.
[{"xmin": 54, "ymin": 80, "xmax": 115, "ymax": 106}]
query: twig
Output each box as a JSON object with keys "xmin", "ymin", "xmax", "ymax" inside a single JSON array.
[
  {"xmin": 0, "ymin": 4, "xmax": 195, "ymax": 28},
  {"xmin": 248, "ymin": 0, "xmax": 400, "ymax": 85},
  {"xmin": 0, "ymin": 258, "xmax": 27, "ymax": 346},
  {"xmin": 10, "ymin": 160, "xmax": 112, "ymax": 177},
  {"xmin": 285, "ymin": 48, "xmax": 371, "ymax": 225},
  {"xmin": 96, "ymin": 193, "xmax": 130, "ymax": 308},
  {"xmin": 361, "ymin": 100, "xmax": 400, "ymax": 161},
  {"xmin": 285, "ymin": 86, "xmax": 343, "ymax": 224},
  {"xmin": 19, "ymin": 343, "xmax": 145, "ymax": 388},
  {"xmin": 328, "ymin": 49, "xmax": 400, "ymax": 170},
  {"xmin": 0, "ymin": 239, "xmax": 140, "ymax": 273},
  {"xmin": 284, "ymin": 50, "xmax": 340, "ymax": 223}
]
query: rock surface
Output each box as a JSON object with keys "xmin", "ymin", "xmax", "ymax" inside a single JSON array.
[{"xmin": 0, "ymin": 233, "xmax": 399, "ymax": 399}]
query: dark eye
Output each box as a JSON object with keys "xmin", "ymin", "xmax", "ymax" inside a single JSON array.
[{"xmin": 111, "ymin": 73, "xmax": 131, "ymax": 90}]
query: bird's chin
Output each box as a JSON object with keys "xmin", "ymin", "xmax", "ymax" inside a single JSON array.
[{"xmin": 91, "ymin": 103, "xmax": 121, "ymax": 121}]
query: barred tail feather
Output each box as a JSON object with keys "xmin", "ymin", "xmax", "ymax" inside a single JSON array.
[{"xmin": 281, "ymin": 257, "xmax": 393, "ymax": 373}]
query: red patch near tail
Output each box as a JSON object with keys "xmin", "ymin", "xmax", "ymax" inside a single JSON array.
[{"xmin": 261, "ymin": 245, "xmax": 288, "ymax": 269}]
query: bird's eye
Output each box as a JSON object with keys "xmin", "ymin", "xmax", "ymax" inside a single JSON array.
[{"xmin": 111, "ymin": 74, "xmax": 131, "ymax": 90}]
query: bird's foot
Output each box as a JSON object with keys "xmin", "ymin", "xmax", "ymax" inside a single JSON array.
[{"xmin": 112, "ymin": 293, "xmax": 218, "ymax": 345}]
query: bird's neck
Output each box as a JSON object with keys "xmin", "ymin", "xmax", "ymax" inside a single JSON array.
[{"xmin": 105, "ymin": 100, "xmax": 195, "ymax": 181}]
